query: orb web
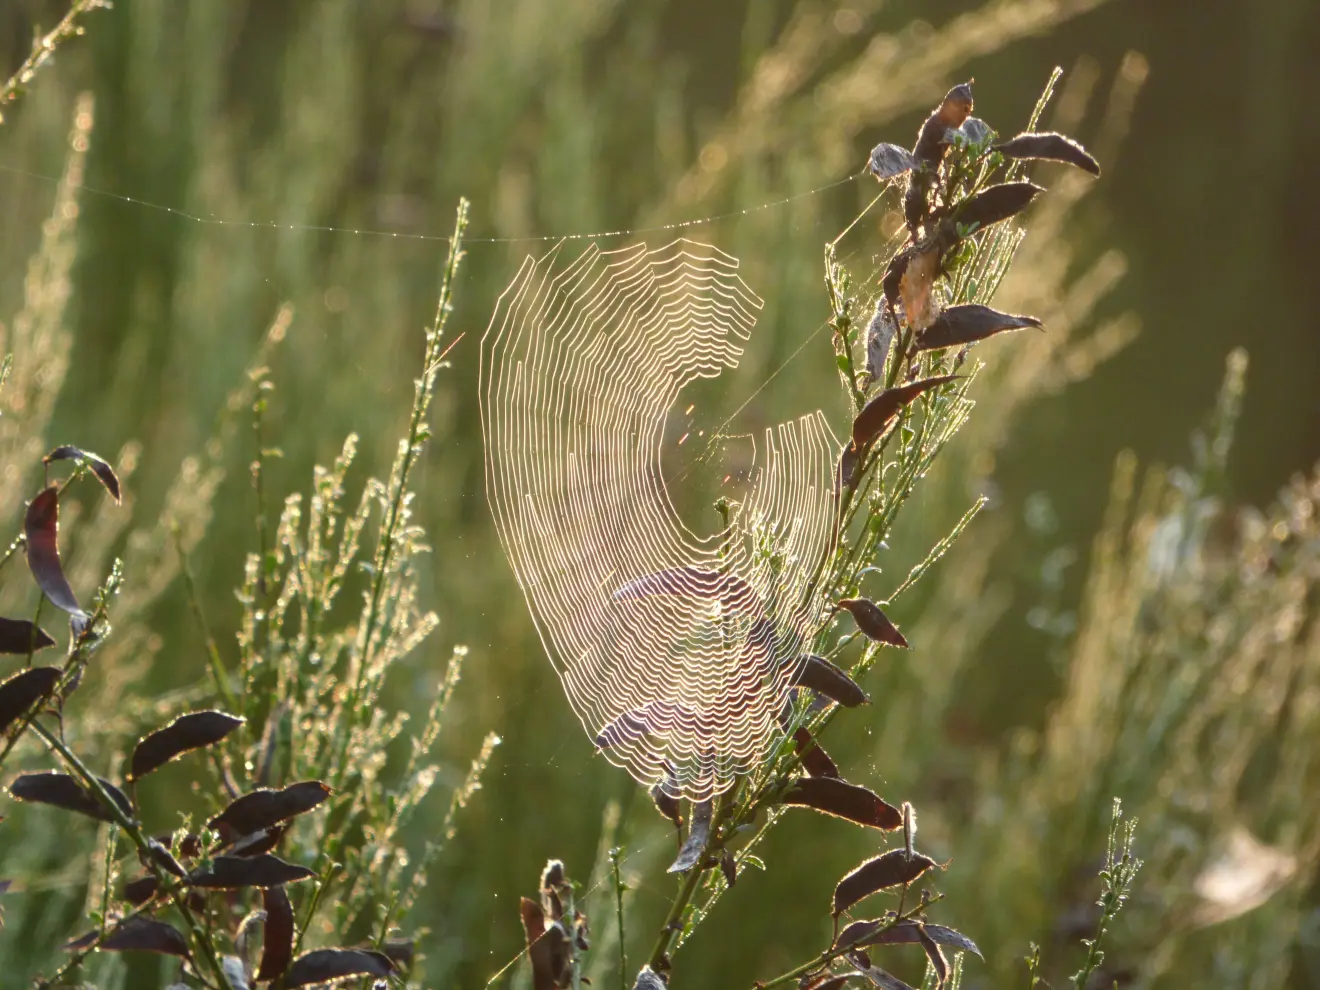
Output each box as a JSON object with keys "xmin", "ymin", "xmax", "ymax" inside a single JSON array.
[{"xmin": 480, "ymin": 238, "xmax": 837, "ymax": 800}]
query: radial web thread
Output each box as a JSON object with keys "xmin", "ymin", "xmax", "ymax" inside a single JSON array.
[{"xmin": 480, "ymin": 239, "xmax": 837, "ymax": 800}]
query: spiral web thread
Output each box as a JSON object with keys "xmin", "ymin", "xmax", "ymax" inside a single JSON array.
[{"xmin": 480, "ymin": 239, "xmax": 837, "ymax": 800}]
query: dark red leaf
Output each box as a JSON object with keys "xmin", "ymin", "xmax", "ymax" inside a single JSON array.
[
  {"xmin": 228, "ymin": 823, "xmax": 288, "ymax": 857},
  {"xmin": 833, "ymin": 850, "xmax": 936, "ymax": 915},
  {"xmin": 44, "ymin": 446, "xmax": 122, "ymax": 503},
  {"xmin": 668, "ymin": 798, "xmax": 711, "ymax": 873},
  {"xmin": 0, "ymin": 617, "xmax": 55, "ymax": 654},
  {"xmin": 781, "ymin": 777, "xmax": 902, "ymax": 831},
  {"xmin": 257, "ymin": 885, "xmax": 295, "ymax": 981},
  {"xmin": 793, "ymin": 727, "xmax": 841, "ymax": 779},
  {"xmin": 187, "ymin": 853, "xmax": 315, "ymax": 888},
  {"xmin": 284, "ymin": 948, "xmax": 394, "ymax": 987},
  {"xmin": 915, "ymin": 304, "xmax": 1042, "ymax": 352},
  {"xmin": 101, "ymin": 916, "xmax": 189, "ymax": 957},
  {"xmin": 851, "ymin": 376, "xmax": 959, "ymax": 448},
  {"xmin": 24, "ymin": 488, "xmax": 84, "ymax": 621},
  {"xmin": 917, "ymin": 925, "xmax": 950, "ymax": 987},
  {"xmin": 790, "ymin": 655, "xmax": 868, "ymax": 708},
  {"xmin": 209, "ymin": 780, "xmax": 331, "ymax": 837},
  {"xmin": 954, "ymin": 182, "xmax": 1043, "ymax": 232},
  {"xmin": 129, "ymin": 710, "xmax": 245, "ymax": 781},
  {"xmin": 867, "ymin": 143, "xmax": 915, "ymax": 181},
  {"xmin": 836, "ymin": 599, "xmax": 909, "ymax": 648},
  {"xmin": 995, "ymin": 131, "xmax": 1100, "ymax": 176},
  {"xmin": 649, "ymin": 781, "xmax": 682, "ymax": 830},
  {"xmin": 0, "ymin": 666, "xmax": 60, "ymax": 732},
  {"xmin": 836, "ymin": 919, "xmax": 886, "ymax": 949},
  {"xmin": 10, "ymin": 771, "xmax": 132, "ymax": 823}
]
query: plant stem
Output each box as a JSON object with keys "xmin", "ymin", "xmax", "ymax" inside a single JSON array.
[
  {"xmin": 0, "ymin": 0, "xmax": 110, "ymax": 120},
  {"xmin": 610, "ymin": 847, "xmax": 627, "ymax": 990}
]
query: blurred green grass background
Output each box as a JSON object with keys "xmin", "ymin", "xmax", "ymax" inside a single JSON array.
[{"xmin": 1, "ymin": 0, "xmax": 1319, "ymax": 987}]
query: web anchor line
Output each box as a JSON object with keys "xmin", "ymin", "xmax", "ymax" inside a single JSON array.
[{"xmin": 0, "ymin": 161, "xmax": 861, "ymax": 246}]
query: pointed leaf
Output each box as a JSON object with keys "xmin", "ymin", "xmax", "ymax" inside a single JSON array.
[
  {"xmin": 187, "ymin": 853, "xmax": 315, "ymax": 889},
  {"xmin": 101, "ymin": 916, "xmax": 190, "ymax": 957},
  {"xmin": 139, "ymin": 838, "xmax": 187, "ymax": 878},
  {"xmin": 44, "ymin": 446, "xmax": 122, "ymax": 503},
  {"xmin": 852, "ymin": 965, "xmax": 915, "ymax": 990},
  {"xmin": 782, "ymin": 777, "xmax": 902, "ymax": 831},
  {"xmin": 0, "ymin": 666, "xmax": 61, "ymax": 732},
  {"xmin": 867, "ymin": 143, "xmax": 915, "ymax": 181},
  {"xmin": 793, "ymin": 727, "xmax": 841, "ymax": 779},
  {"xmin": 791, "ymin": 654, "xmax": 868, "ymax": 707},
  {"xmin": 851, "ymin": 376, "xmax": 959, "ymax": 448},
  {"xmin": 833, "ymin": 850, "xmax": 936, "ymax": 915},
  {"xmin": 995, "ymin": 131, "xmax": 1100, "ymax": 175},
  {"xmin": 228, "ymin": 824, "xmax": 288, "ymax": 857},
  {"xmin": 209, "ymin": 781, "xmax": 331, "ymax": 838},
  {"xmin": 10, "ymin": 771, "xmax": 132, "ymax": 823},
  {"xmin": 256, "ymin": 885, "xmax": 295, "ymax": 981},
  {"xmin": 668, "ymin": 798, "xmax": 712, "ymax": 873},
  {"xmin": 0, "ymin": 617, "xmax": 55, "ymax": 654},
  {"xmin": 917, "ymin": 925, "xmax": 950, "ymax": 987},
  {"xmin": 122, "ymin": 875, "xmax": 159, "ymax": 906},
  {"xmin": 837, "ymin": 599, "xmax": 909, "ymax": 648},
  {"xmin": 284, "ymin": 948, "xmax": 394, "ymax": 987},
  {"xmin": 954, "ymin": 182, "xmax": 1043, "ymax": 232},
  {"xmin": 24, "ymin": 487, "xmax": 84, "ymax": 621},
  {"xmin": 130, "ymin": 710, "xmax": 245, "ymax": 781},
  {"xmin": 836, "ymin": 919, "xmax": 886, "ymax": 949},
  {"xmin": 916, "ymin": 304, "xmax": 1042, "ymax": 352}
]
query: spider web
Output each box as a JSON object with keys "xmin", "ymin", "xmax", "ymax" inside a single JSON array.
[{"xmin": 480, "ymin": 238, "xmax": 837, "ymax": 800}]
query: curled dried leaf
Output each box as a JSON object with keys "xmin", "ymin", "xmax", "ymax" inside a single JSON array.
[
  {"xmin": 668, "ymin": 798, "xmax": 712, "ymax": 873},
  {"xmin": 833, "ymin": 849, "xmax": 936, "ymax": 916},
  {"xmin": 24, "ymin": 488, "xmax": 85, "ymax": 622},
  {"xmin": 864, "ymin": 300, "xmax": 896, "ymax": 383},
  {"xmin": 867, "ymin": 143, "xmax": 916, "ymax": 181},
  {"xmin": 0, "ymin": 666, "xmax": 61, "ymax": 733},
  {"xmin": 781, "ymin": 777, "xmax": 902, "ymax": 831},
  {"xmin": 10, "ymin": 771, "xmax": 132, "ymax": 823},
  {"xmin": 130, "ymin": 710, "xmax": 245, "ymax": 781},
  {"xmin": 521, "ymin": 896, "xmax": 569, "ymax": 990},
  {"xmin": 44, "ymin": 445, "xmax": 122, "ymax": 503},
  {"xmin": 719, "ymin": 847, "xmax": 737, "ymax": 887},
  {"xmin": 257, "ymin": 885, "xmax": 295, "ymax": 981},
  {"xmin": 632, "ymin": 966, "xmax": 668, "ymax": 990},
  {"xmin": 915, "ymin": 304, "xmax": 1042, "ymax": 351},
  {"xmin": 836, "ymin": 599, "xmax": 909, "ymax": 649},
  {"xmin": 954, "ymin": 181, "xmax": 1043, "ymax": 232},
  {"xmin": 187, "ymin": 853, "xmax": 315, "ymax": 889},
  {"xmin": 793, "ymin": 727, "xmax": 841, "ymax": 779},
  {"xmin": 0, "ymin": 617, "xmax": 55, "ymax": 654},
  {"xmin": 851, "ymin": 376, "xmax": 959, "ymax": 449},
  {"xmin": 790, "ymin": 654, "xmax": 868, "ymax": 708},
  {"xmin": 995, "ymin": 131, "xmax": 1100, "ymax": 175},
  {"xmin": 650, "ymin": 780, "xmax": 682, "ymax": 830},
  {"xmin": 957, "ymin": 117, "xmax": 993, "ymax": 145},
  {"xmin": 913, "ymin": 82, "xmax": 974, "ymax": 165},
  {"xmin": 899, "ymin": 247, "xmax": 941, "ymax": 333},
  {"xmin": 101, "ymin": 916, "xmax": 190, "ymax": 957},
  {"xmin": 209, "ymin": 781, "xmax": 331, "ymax": 838},
  {"xmin": 284, "ymin": 948, "xmax": 394, "ymax": 988}
]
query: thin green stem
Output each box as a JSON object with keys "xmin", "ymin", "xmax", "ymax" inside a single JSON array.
[
  {"xmin": 611, "ymin": 847, "xmax": 627, "ymax": 990},
  {"xmin": 0, "ymin": 0, "xmax": 110, "ymax": 120}
]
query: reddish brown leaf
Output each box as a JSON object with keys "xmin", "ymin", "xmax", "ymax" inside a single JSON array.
[
  {"xmin": 122, "ymin": 875, "xmax": 158, "ymax": 906},
  {"xmin": 129, "ymin": 710, "xmax": 245, "ymax": 781},
  {"xmin": 668, "ymin": 798, "xmax": 711, "ymax": 873},
  {"xmin": 10, "ymin": 771, "xmax": 132, "ymax": 823},
  {"xmin": 0, "ymin": 617, "xmax": 55, "ymax": 654},
  {"xmin": 781, "ymin": 777, "xmax": 902, "ymax": 831},
  {"xmin": 790, "ymin": 655, "xmax": 868, "ymax": 708},
  {"xmin": 139, "ymin": 838, "xmax": 187, "ymax": 878},
  {"xmin": 284, "ymin": 948, "xmax": 394, "ymax": 987},
  {"xmin": 101, "ymin": 916, "xmax": 189, "ymax": 957},
  {"xmin": 187, "ymin": 853, "xmax": 315, "ymax": 888},
  {"xmin": 257, "ymin": 885, "xmax": 295, "ymax": 981},
  {"xmin": 836, "ymin": 918, "xmax": 886, "ymax": 949},
  {"xmin": 915, "ymin": 304, "xmax": 1042, "ymax": 352},
  {"xmin": 793, "ymin": 727, "xmax": 841, "ymax": 779},
  {"xmin": 44, "ymin": 446, "xmax": 122, "ymax": 503},
  {"xmin": 868, "ymin": 922, "xmax": 981, "ymax": 958},
  {"xmin": 228, "ymin": 823, "xmax": 288, "ymax": 857},
  {"xmin": 0, "ymin": 666, "xmax": 60, "ymax": 732},
  {"xmin": 954, "ymin": 182, "xmax": 1043, "ymax": 232},
  {"xmin": 833, "ymin": 850, "xmax": 936, "ymax": 915},
  {"xmin": 209, "ymin": 780, "xmax": 331, "ymax": 838},
  {"xmin": 24, "ymin": 488, "xmax": 84, "ymax": 621},
  {"xmin": 913, "ymin": 82, "xmax": 974, "ymax": 165},
  {"xmin": 521, "ymin": 896, "xmax": 569, "ymax": 990},
  {"xmin": 995, "ymin": 131, "xmax": 1100, "ymax": 176},
  {"xmin": 899, "ymin": 247, "xmax": 941, "ymax": 333},
  {"xmin": 851, "ymin": 376, "xmax": 959, "ymax": 449},
  {"xmin": 836, "ymin": 599, "xmax": 909, "ymax": 649}
]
